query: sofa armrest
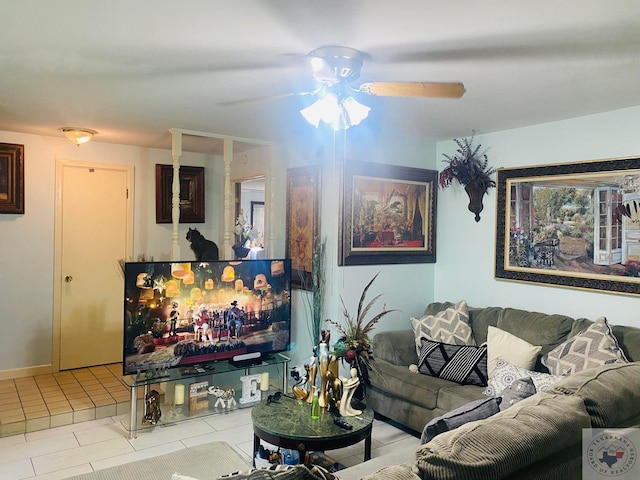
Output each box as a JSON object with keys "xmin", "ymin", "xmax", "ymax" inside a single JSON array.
[{"xmin": 373, "ymin": 330, "xmax": 417, "ymax": 366}]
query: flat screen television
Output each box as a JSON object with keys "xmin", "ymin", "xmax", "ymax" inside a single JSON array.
[{"xmin": 122, "ymin": 259, "xmax": 291, "ymax": 376}]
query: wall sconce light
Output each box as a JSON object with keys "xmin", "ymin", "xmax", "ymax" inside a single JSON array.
[
  {"xmin": 60, "ymin": 127, "xmax": 97, "ymax": 146},
  {"xmin": 300, "ymin": 93, "xmax": 370, "ymax": 130}
]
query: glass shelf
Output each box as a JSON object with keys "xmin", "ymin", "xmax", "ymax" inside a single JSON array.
[{"xmin": 120, "ymin": 353, "xmax": 289, "ymax": 438}]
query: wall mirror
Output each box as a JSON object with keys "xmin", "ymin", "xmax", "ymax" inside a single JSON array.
[{"xmin": 233, "ymin": 176, "xmax": 266, "ymax": 259}]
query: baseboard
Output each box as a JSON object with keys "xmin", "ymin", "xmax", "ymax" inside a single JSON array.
[{"xmin": 0, "ymin": 363, "xmax": 53, "ymax": 381}]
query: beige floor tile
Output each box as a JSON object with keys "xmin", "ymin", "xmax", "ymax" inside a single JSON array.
[
  {"xmin": 19, "ymin": 391, "xmax": 42, "ymax": 402},
  {"xmin": 0, "ymin": 431, "xmax": 78, "ymax": 464},
  {"xmin": 90, "ymin": 440, "xmax": 186, "ymax": 471},
  {"xmin": 95, "ymin": 404, "xmax": 117, "ymax": 418},
  {"xmin": 25, "ymin": 409, "xmax": 49, "ymax": 420},
  {"xmin": 0, "ymin": 420, "xmax": 25, "ymax": 437},
  {"xmin": 21, "ymin": 399, "xmax": 47, "ymax": 409},
  {"xmin": 116, "ymin": 401, "xmax": 131, "ymax": 416},
  {"xmin": 46, "ymin": 400, "xmax": 72, "ymax": 411},
  {"xmin": 73, "ymin": 408, "xmax": 96, "ymax": 423},
  {"xmin": 48, "ymin": 405, "xmax": 73, "ymax": 416},
  {"xmin": 44, "ymin": 395, "xmax": 68, "ymax": 404},
  {"xmin": 49, "ymin": 412, "xmax": 74, "ymax": 428},
  {"xmin": 0, "ymin": 457, "xmax": 34, "ymax": 480},
  {"xmin": 0, "ymin": 392, "xmax": 19, "ymax": 402},
  {"xmin": 32, "ymin": 437, "xmax": 134, "ymax": 475},
  {"xmin": 26, "ymin": 416, "xmax": 50, "ymax": 433},
  {"xmin": 0, "ymin": 408, "xmax": 25, "ymax": 419},
  {"xmin": 0, "ymin": 402, "xmax": 22, "ymax": 413}
]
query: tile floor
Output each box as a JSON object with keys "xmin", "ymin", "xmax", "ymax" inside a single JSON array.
[
  {"xmin": 0, "ymin": 364, "xmax": 133, "ymax": 438},
  {"xmin": 0, "ymin": 366, "xmax": 420, "ymax": 480}
]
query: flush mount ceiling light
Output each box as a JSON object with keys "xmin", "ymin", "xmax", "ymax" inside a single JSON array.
[{"xmin": 60, "ymin": 127, "xmax": 97, "ymax": 146}]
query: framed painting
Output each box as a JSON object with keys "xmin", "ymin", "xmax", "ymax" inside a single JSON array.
[
  {"xmin": 286, "ymin": 165, "xmax": 321, "ymax": 290},
  {"xmin": 0, "ymin": 143, "xmax": 24, "ymax": 214},
  {"xmin": 155, "ymin": 164, "xmax": 205, "ymax": 223},
  {"xmin": 495, "ymin": 156, "xmax": 640, "ymax": 296},
  {"xmin": 340, "ymin": 161, "xmax": 437, "ymax": 266}
]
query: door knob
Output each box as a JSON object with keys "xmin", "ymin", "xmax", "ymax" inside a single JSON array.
[{"xmin": 65, "ymin": 275, "xmax": 73, "ymax": 282}]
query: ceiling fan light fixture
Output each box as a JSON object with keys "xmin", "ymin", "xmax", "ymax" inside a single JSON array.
[
  {"xmin": 60, "ymin": 127, "xmax": 97, "ymax": 146},
  {"xmin": 300, "ymin": 93, "xmax": 370, "ymax": 131},
  {"xmin": 341, "ymin": 96, "xmax": 370, "ymax": 127}
]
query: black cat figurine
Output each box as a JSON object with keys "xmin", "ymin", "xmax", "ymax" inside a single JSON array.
[{"xmin": 186, "ymin": 228, "xmax": 219, "ymax": 261}]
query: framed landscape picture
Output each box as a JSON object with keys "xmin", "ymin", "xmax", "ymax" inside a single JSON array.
[
  {"xmin": 340, "ymin": 161, "xmax": 437, "ymax": 266},
  {"xmin": 495, "ymin": 156, "xmax": 640, "ymax": 295}
]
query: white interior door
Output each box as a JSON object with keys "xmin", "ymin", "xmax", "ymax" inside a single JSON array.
[{"xmin": 57, "ymin": 161, "xmax": 133, "ymax": 370}]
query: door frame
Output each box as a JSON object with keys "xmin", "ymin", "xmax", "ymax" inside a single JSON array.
[{"xmin": 52, "ymin": 159, "xmax": 134, "ymax": 372}]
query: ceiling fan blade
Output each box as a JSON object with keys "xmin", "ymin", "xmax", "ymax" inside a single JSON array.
[
  {"xmin": 358, "ymin": 81, "xmax": 465, "ymax": 98},
  {"xmin": 217, "ymin": 88, "xmax": 321, "ymax": 107}
]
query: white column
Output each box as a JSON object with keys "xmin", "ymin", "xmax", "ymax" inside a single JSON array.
[
  {"xmin": 223, "ymin": 138, "xmax": 234, "ymax": 260},
  {"xmin": 267, "ymin": 147, "xmax": 276, "ymax": 258},
  {"xmin": 170, "ymin": 130, "xmax": 182, "ymax": 260}
]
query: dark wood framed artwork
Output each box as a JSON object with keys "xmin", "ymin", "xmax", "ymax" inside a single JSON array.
[
  {"xmin": 0, "ymin": 143, "xmax": 25, "ymax": 214},
  {"xmin": 340, "ymin": 161, "xmax": 437, "ymax": 266},
  {"xmin": 286, "ymin": 164, "xmax": 321, "ymax": 290},
  {"xmin": 495, "ymin": 156, "xmax": 640, "ymax": 296},
  {"xmin": 155, "ymin": 164, "xmax": 205, "ymax": 223}
]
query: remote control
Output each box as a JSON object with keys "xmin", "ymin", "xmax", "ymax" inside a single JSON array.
[{"xmin": 334, "ymin": 418, "xmax": 353, "ymax": 430}]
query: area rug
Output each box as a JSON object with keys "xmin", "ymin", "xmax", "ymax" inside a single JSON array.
[{"xmin": 68, "ymin": 441, "xmax": 251, "ymax": 480}]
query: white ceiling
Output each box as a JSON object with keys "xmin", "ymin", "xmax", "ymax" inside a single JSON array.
[{"xmin": 1, "ymin": 1, "xmax": 639, "ymax": 151}]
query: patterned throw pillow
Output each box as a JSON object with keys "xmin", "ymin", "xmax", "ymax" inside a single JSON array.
[
  {"xmin": 499, "ymin": 376, "xmax": 536, "ymax": 411},
  {"xmin": 218, "ymin": 464, "xmax": 340, "ymax": 480},
  {"xmin": 418, "ymin": 338, "xmax": 488, "ymax": 386},
  {"xmin": 421, "ymin": 396, "xmax": 502, "ymax": 444},
  {"xmin": 484, "ymin": 359, "xmax": 561, "ymax": 397},
  {"xmin": 542, "ymin": 316, "xmax": 629, "ymax": 376},
  {"xmin": 411, "ymin": 300, "xmax": 475, "ymax": 356}
]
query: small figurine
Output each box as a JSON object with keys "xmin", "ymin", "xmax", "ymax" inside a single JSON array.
[
  {"xmin": 208, "ymin": 386, "xmax": 237, "ymax": 409},
  {"xmin": 143, "ymin": 389, "xmax": 162, "ymax": 425},
  {"xmin": 339, "ymin": 368, "xmax": 362, "ymax": 417}
]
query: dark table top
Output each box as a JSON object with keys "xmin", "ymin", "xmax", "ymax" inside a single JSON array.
[{"xmin": 251, "ymin": 395, "xmax": 374, "ymax": 441}]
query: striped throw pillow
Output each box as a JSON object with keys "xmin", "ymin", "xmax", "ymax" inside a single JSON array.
[{"xmin": 418, "ymin": 338, "xmax": 488, "ymax": 386}]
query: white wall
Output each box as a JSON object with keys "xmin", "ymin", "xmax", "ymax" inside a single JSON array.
[
  {"xmin": 435, "ymin": 106, "xmax": 640, "ymax": 328},
  {"xmin": 0, "ymin": 131, "xmax": 219, "ymax": 372},
  {"xmin": 6, "ymin": 105, "xmax": 637, "ymax": 376},
  {"xmin": 279, "ymin": 128, "xmax": 439, "ymax": 369}
]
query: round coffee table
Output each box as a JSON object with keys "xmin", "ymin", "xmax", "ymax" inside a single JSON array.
[{"xmin": 252, "ymin": 395, "xmax": 374, "ymax": 466}]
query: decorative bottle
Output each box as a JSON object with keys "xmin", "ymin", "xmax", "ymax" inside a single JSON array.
[
  {"xmin": 318, "ymin": 342, "xmax": 329, "ymax": 408},
  {"xmin": 310, "ymin": 387, "xmax": 320, "ymax": 420}
]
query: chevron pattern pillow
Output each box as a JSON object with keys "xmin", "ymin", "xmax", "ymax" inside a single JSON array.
[
  {"xmin": 411, "ymin": 300, "xmax": 475, "ymax": 356},
  {"xmin": 542, "ymin": 316, "xmax": 628, "ymax": 376},
  {"xmin": 418, "ymin": 338, "xmax": 488, "ymax": 386}
]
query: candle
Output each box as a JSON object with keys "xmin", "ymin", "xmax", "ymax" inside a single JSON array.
[
  {"xmin": 260, "ymin": 372, "xmax": 269, "ymax": 392},
  {"xmin": 174, "ymin": 384, "xmax": 185, "ymax": 405}
]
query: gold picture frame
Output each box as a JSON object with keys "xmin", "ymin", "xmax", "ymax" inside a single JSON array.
[
  {"xmin": 0, "ymin": 143, "xmax": 24, "ymax": 214},
  {"xmin": 286, "ymin": 165, "xmax": 321, "ymax": 290},
  {"xmin": 496, "ymin": 156, "xmax": 640, "ymax": 295},
  {"xmin": 155, "ymin": 164, "xmax": 205, "ymax": 223}
]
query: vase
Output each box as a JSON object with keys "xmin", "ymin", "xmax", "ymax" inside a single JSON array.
[
  {"xmin": 232, "ymin": 245, "xmax": 250, "ymax": 259},
  {"xmin": 464, "ymin": 182, "xmax": 488, "ymax": 222}
]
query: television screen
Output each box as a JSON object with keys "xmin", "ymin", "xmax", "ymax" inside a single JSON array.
[{"xmin": 122, "ymin": 259, "xmax": 291, "ymax": 376}]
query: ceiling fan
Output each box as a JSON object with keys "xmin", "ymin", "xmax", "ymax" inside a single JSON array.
[{"xmin": 217, "ymin": 45, "xmax": 465, "ymax": 107}]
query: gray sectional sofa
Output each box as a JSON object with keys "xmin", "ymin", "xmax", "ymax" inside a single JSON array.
[
  {"xmin": 361, "ymin": 301, "xmax": 640, "ymax": 479},
  {"xmin": 367, "ymin": 301, "xmax": 640, "ymax": 433}
]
